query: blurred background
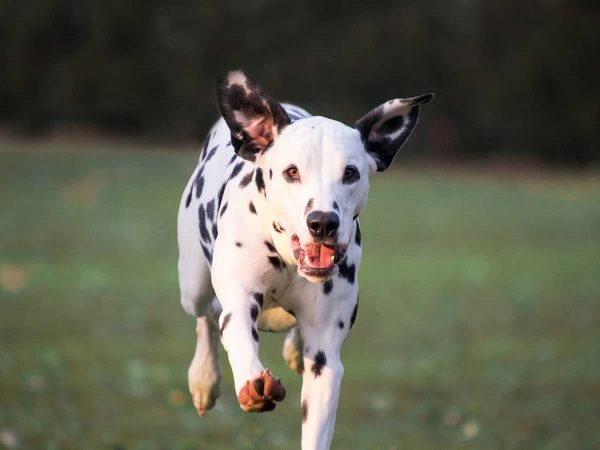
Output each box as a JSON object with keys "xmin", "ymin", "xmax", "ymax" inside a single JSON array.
[{"xmin": 0, "ymin": 1, "xmax": 599, "ymax": 449}]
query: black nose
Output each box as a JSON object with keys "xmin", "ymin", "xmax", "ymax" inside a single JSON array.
[{"xmin": 306, "ymin": 211, "xmax": 340, "ymax": 240}]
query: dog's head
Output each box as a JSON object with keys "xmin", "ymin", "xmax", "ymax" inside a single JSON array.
[{"xmin": 217, "ymin": 70, "xmax": 432, "ymax": 282}]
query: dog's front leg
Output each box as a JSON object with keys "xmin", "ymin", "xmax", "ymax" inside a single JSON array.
[
  {"xmin": 216, "ymin": 287, "xmax": 286, "ymax": 412},
  {"xmin": 297, "ymin": 285, "xmax": 359, "ymax": 450}
]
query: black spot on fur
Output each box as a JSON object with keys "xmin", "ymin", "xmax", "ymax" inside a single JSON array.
[
  {"xmin": 269, "ymin": 169, "xmax": 273, "ymax": 180},
  {"xmin": 338, "ymin": 260, "xmax": 356, "ymax": 284},
  {"xmin": 230, "ymin": 161, "xmax": 245, "ymax": 179},
  {"xmin": 265, "ymin": 241, "xmax": 277, "ymax": 253},
  {"xmin": 323, "ymin": 279, "xmax": 333, "ymax": 294},
  {"xmin": 253, "ymin": 292, "xmax": 264, "ymax": 307},
  {"xmin": 249, "ymin": 202, "xmax": 257, "ymax": 214},
  {"xmin": 212, "ymin": 222, "xmax": 218, "ymax": 240},
  {"xmin": 190, "ymin": 168, "xmax": 204, "ymax": 203},
  {"xmin": 255, "ymin": 167, "xmax": 265, "ymax": 194},
  {"xmin": 301, "ymin": 400, "xmax": 308, "ymax": 423},
  {"xmin": 350, "ymin": 298, "xmax": 359, "ymax": 329},
  {"xmin": 198, "ymin": 204, "xmax": 210, "ymax": 242},
  {"xmin": 333, "ymin": 201, "xmax": 339, "ymax": 212},
  {"xmin": 355, "ymin": 221, "xmax": 362, "ymax": 246},
  {"xmin": 195, "ymin": 176, "xmax": 204, "ymax": 199},
  {"xmin": 201, "ymin": 243, "xmax": 212, "ymax": 264},
  {"xmin": 268, "ymin": 256, "xmax": 284, "ymax": 270},
  {"xmin": 272, "ymin": 221, "xmax": 285, "ymax": 233},
  {"xmin": 219, "ymin": 202, "xmax": 228, "ymax": 217},
  {"xmin": 220, "ymin": 313, "xmax": 231, "ymax": 337},
  {"xmin": 185, "ymin": 187, "xmax": 193, "ymax": 208},
  {"xmin": 304, "ymin": 198, "xmax": 314, "ymax": 216},
  {"xmin": 252, "ymin": 328, "xmax": 259, "ymax": 342},
  {"xmin": 204, "ymin": 145, "xmax": 218, "ymax": 163},
  {"xmin": 227, "ymin": 153, "xmax": 237, "ymax": 165},
  {"xmin": 311, "ymin": 351, "xmax": 326, "ymax": 377},
  {"xmin": 216, "ymin": 183, "xmax": 226, "ymax": 211},
  {"xmin": 235, "ymin": 241, "xmax": 243, "ymax": 247},
  {"xmin": 239, "ymin": 170, "xmax": 254, "ymax": 188},
  {"xmin": 338, "ymin": 321, "xmax": 344, "ymax": 329},
  {"xmin": 206, "ymin": 199, "xmax": 215, "ymax": 222},
  {"xmin": 250, "ymin": 304, "xmax": 259, "ymax": 321}
]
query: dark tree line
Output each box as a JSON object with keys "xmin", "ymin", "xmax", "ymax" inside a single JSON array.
[{"xmin": 1, "ymin": 0, "xmax": 598, "ymax": 164}]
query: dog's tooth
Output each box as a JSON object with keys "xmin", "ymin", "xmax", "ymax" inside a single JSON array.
[{"xmin": 331, "ymin": 255, "xmax": 335, "ymax": 262}]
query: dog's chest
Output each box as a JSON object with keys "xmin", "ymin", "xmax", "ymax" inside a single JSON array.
[{"xmin": 254, "ymin": 265, "xmax": 298, "ymax": 332}]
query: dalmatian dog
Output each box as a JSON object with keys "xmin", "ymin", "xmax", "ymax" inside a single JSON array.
[{"xmin": 177, "ymin": 70, "xmax": 432, "ymax": 450}]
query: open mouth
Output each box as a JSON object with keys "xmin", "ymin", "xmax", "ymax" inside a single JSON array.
[{"xmin": 291, "ymin": 235, "xmax": 346, "ymax": 279}]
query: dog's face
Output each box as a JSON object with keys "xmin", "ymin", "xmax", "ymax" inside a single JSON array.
[
  {"xmin": 217, "ymin": 71, "xmax": 432, "ymax": 282},
  {"xmin": 263, "ymin": 117, "xmax": 370, "ymax": 281}
]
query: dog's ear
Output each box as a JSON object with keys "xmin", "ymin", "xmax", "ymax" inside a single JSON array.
[
  {"xmin": 217, "ymin": 71, "xmax": 291, "ymax": 162},
  {"xmin": 355, "ymin": 94, "xmax": 434, "ymax": 171}
]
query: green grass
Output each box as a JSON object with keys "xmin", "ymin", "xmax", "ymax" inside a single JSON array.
[{"xmin": 1, "ymin": 145, "xmax": 599, "ymax": 450}]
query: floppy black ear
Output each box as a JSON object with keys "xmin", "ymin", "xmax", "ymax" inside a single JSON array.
[
  {"xmin": 216, "ymin": 71, "xmax": 291, "ymax": 162},
  {"xmin": 355, "ymin": 94, "xmax": 434, "ymax": 171}
]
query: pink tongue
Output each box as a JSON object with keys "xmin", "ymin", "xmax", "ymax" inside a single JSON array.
[{"xmin": 306, "ymin": 244, "xmax": 335, "ymax": 269}]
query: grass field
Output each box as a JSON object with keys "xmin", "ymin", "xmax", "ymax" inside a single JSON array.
[{"xmin": 1, "ymin": 144, "xmax": 599, "ymax": 450}]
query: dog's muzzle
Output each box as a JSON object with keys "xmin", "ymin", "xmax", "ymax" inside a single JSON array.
[{"xmin": 291, "ymin": 234, "xmax": 347, "ymax": 281}]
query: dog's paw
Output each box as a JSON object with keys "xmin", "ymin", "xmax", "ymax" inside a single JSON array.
[
  {"xmin": 190, "ymin": 378, "xmax": 220, "ymax": 416},
  {"xmin": 188, "ymin": 361, "xmax": 221, "ymax": 416},
  {"xmin": 238, "ymin": 369, "xmax": 286, "ymax": 412}
]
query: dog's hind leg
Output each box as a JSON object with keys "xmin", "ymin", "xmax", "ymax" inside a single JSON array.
[
  {"xmin": 178, "ymin": 182, "xmax": 221, "ymax": 416},
  {"xmin": 187, "ymin": 298, "xmax": 222, "ymax": 416},
  {"xmin": 283, "ymin": 327, "xmax": 304, "ymax": 375},
  {"xmin": 179, "ymin": 247, "xmax": 221, "ymax": 415}
]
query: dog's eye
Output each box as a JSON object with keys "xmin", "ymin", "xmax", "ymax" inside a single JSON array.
[
  {"xmin": 342, "ymin": 165, "xmax": 360, "ymax": 184},
  {"xmin": 283, "ymin": 165, "xmax": 301, "ymax": 183}
]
